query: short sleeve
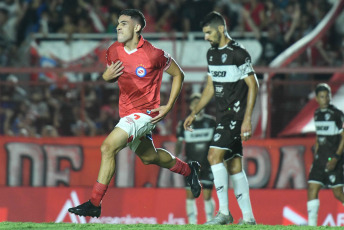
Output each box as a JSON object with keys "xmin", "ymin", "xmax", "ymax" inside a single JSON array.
[
  {"xmin": 106, "ymin": 48, "xmax": 111, "ymax": 67},
  {"xmin": 234, "ymin": 48, "xmax": 255, "ymax": 78},
  {"xmin": 154, "ymin": 49, "xmax": 171, "ymax": 71},
  {"xmin": 106, "ymin": 44, "xmax": 119, "ymax": 67}
]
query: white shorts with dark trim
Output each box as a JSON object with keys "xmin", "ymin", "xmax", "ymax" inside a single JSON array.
[{"xmin": 115, "ymin": 113, "xmax": 155, "ymax": 152}]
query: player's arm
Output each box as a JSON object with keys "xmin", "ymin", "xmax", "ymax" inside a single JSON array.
[
  {"xmin": 175, "ymin": 121, "xmax": 185, "ymax": 157},
  {"xmin": 183, "ymin": 75, "xmax": 214, "ymax": 131},
  {"xmin": 241, "ymin": 74, "xmax": 259, "ymax": 141},
  {"xmin": 326, "ymin": 130, "xmax": 344, "ymax": 171},
  {"xmin": 175, "ymin": 139, "xmax": 183, "ymax": 157},
  {"xmin": 102, "ymin": 60, "xmax": 124, "ymax": 83},
  {"xmin": 150, "ymin": 59, "xmax": 184, "ymax": 124}
]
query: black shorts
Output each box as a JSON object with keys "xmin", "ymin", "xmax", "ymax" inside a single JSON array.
[
  {"xmin": 308, "ymin": 158, "xmax": 344, "ymax": 188},
  {"xmin": 209, "ymin": 120, "xmax": 243, "ymax": 161}
]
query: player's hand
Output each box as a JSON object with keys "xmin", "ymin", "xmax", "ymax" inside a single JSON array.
[
  {"xmin": 150, "ymin": 105, "xmax": 171, "ymax": 124},
  {"xmin": 183, "ymin": 114, "xmax": 196, "ymax": 131},
  {"xmin": 103, "ymin": 61, "xmax": 124, "ymax": 82},
  {"xmin": 241, "ymin": 119, "xmax": 252, "ymax": 141},
  {"xmin": 326, "ymin": 158, "xmax": 338, "ymax": 172}
]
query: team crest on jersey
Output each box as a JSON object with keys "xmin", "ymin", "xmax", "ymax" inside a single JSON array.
[
  {"xmin": 221, "ymin": 54, "xmax": 227, "ymax": 63},
  {"xmin": 136, "ymin": 65, "xmax": 147, "ymax": 78},
  {"xmin": 209, "ymin": 56, "xmax": 213, "ymax": 62},
  {"xmin": 325, "ymin": 113, "xmax": 331, "ymax": 120}
]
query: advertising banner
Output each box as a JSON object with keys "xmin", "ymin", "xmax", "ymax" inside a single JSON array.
[
  {"xmin": 0, "ymin": 187, "xmax": 343, "ymax": 226},
  {"xmin": 0, "ymin": 136, "xmax": 316, "ymax": 189}
]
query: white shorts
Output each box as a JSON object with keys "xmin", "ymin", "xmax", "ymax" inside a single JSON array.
[{"xmin": 115, "ymin": 113, "xmax": 155, "ymax": 152}]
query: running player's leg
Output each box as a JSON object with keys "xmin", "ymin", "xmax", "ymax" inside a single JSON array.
[
  {"xmin": 307, "ymin": 182, "xmax": 322, "ymax": 226},
  {"xmin": 203, "ymin": 188, "xmax": 215, "ymax": 222},
  {"xmin": 68, "ymin": 127, "xmax": 128, "ymax": 217},
  {"xmin": 97, "ymin": 127, "xmax": 128, "ymax": 184},
  {"xmin": 135, "ymin": 136, "xmax": 202, "ymax": 197},
  {"xmin": 227, "ymin": 156, "xmax": 255, "ymax": 224}
]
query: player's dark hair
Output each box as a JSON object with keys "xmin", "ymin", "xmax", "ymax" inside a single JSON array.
[
  {"xmin": 315, "ymin": 83, "xmax": 331, "ymax": 96},
  {"xmin": 119, "ymin": 9, "xmax": 146, "ymax": 33},
  {"xmin": 200, "ymin": 11, "xmax": 226, "ymax": 29}
]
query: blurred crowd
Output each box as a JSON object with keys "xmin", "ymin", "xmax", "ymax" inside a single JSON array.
[
  {"xmin": 0, "ymin": 74, "xmax": 125, "ymax": 137},
  {"xmin": 0, "ymin": 0, "xmax": 343, "ymax": 67},
  {"xmin": 0, "ymin": 0, "xmax": 344, "ymax": 137}
]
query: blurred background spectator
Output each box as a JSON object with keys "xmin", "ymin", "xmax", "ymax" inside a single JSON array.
[{"xmin": 0, "ymin": 0, "xmax": 343, "ymax": 138}]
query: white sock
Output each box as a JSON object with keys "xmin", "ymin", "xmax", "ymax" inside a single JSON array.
[
  {"xmin": 204, "ymin": 198, "xmax": 215, "ymax": 221},
  {"xmin": 231, "ymin": 171, "xmax": 255, "ymax": 221},
  {"xmin": 211, "ymin": 163, "xmax": 229, "ymax": 215},
  {"xmin": 186, "ymin": 199, "xmax": 197, "ymax": 224},
  {"xmin": 307, "ymin": 199, "xmax": 319, "ymax": 226}
]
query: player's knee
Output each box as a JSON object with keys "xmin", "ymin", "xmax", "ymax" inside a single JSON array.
[
  {"xmin": 333, "ymin": 189, "xmax": 343, "ymax": 200},
  {"xmin": 207, "ymin": 152, "xmax": 217, "ymax": 164},
  {"xmin": 100, "ymin": 142, "xmax": 118, "ymax": 158}
]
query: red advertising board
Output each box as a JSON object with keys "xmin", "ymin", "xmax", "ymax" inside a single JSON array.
[
  {"xmin": 0, "ymin": 136, "xmax": 315, "ymax": 189},
  {"xmin": 0, "ymin": 187, "xmax": 343, "ymax": 226}
]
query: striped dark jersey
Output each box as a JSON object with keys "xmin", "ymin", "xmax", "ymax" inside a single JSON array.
[
  {"xmin": 176, "ymin": 115, "xmax": 216, "ymax": 164},
  {"xmin": 207, "ymin": 39, "xmax": 258, "ymax": 121},
  {"xmin": 314, "ymin": 104, "xmax": 344, "ymax": 154}
]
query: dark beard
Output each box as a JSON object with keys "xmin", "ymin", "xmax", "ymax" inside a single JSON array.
[
  {"xmin": 210, "ymin": 42, "xmax": 219, "ymax": 48},
  {"xmin": 210, "ymin": 30, "xmax": 221, "ymax": 48}
]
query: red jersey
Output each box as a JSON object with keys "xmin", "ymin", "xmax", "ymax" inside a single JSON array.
[{"xmin": 106, "ymin": 36, "xmax": 172, "ymax": 118}]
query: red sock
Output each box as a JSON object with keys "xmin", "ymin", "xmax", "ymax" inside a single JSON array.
[
  {"xmin": 169, "ymin": 157, "xmax": 191, "ymax": 177},
  {"xmin": 90, "ymin": 181, "xmax": 108, "ymax": 207}
]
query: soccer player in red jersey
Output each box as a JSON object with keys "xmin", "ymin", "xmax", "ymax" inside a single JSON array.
[{"xmin": 68, "ymin": 9, "xmax": 202, "ymax": 218}]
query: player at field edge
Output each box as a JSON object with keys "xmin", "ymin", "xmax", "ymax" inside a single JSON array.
[
  {"xmin": 68, "ymin": 9, "xmax": 202, "ymax": 218},
  {"xmin": 175, "ymin": 93, "xmax": 216, "ymax": 224},
  {"xmin": 184, "ymin": 11, "xmax": 258, "ymax": 225},
  {"xmin": 307, "ymin": 83, "xmax": 344, "ymax": 226}
]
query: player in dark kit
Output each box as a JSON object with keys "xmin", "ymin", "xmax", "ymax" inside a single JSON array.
[
  {"xmin": 184, "ymin": 12, "xmax": 258, "ymax": 225},
  {"xmin": 307, "ymin": 83, "xmax": 344, "ymax": 226},
  {"xmin": 68, "ymin": 9, "xmax": 201, "ymax": 218},
  {"xmin": 175, "ymin": 93, "xmax": 216, "ymax": 224}
]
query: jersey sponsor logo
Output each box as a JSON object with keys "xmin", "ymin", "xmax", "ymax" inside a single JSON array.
[
  {"xmin": 315, "ymin": 121, "xmax": 341, "ymax": 135},
  {"xmin": 136, "ymin": 66, "xmax": 147, "ymax": 78},
  {"xmin": 184, "ymin": 128, "xmax": 214, "ymax": 142},
  {"xmin": 221, "ymin": 54, "xmax": 227, "ymax": 63},
  {"xmin": 211, "ymin": 70, "xmax": 227, "ymax": 77},
  {"xmin": 215, "ymin": 85, "xmax": 224, "ymax": 97},
  {"xmin": 209, "ymin": 65, "xmax": 243, "ymax": 83}
]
